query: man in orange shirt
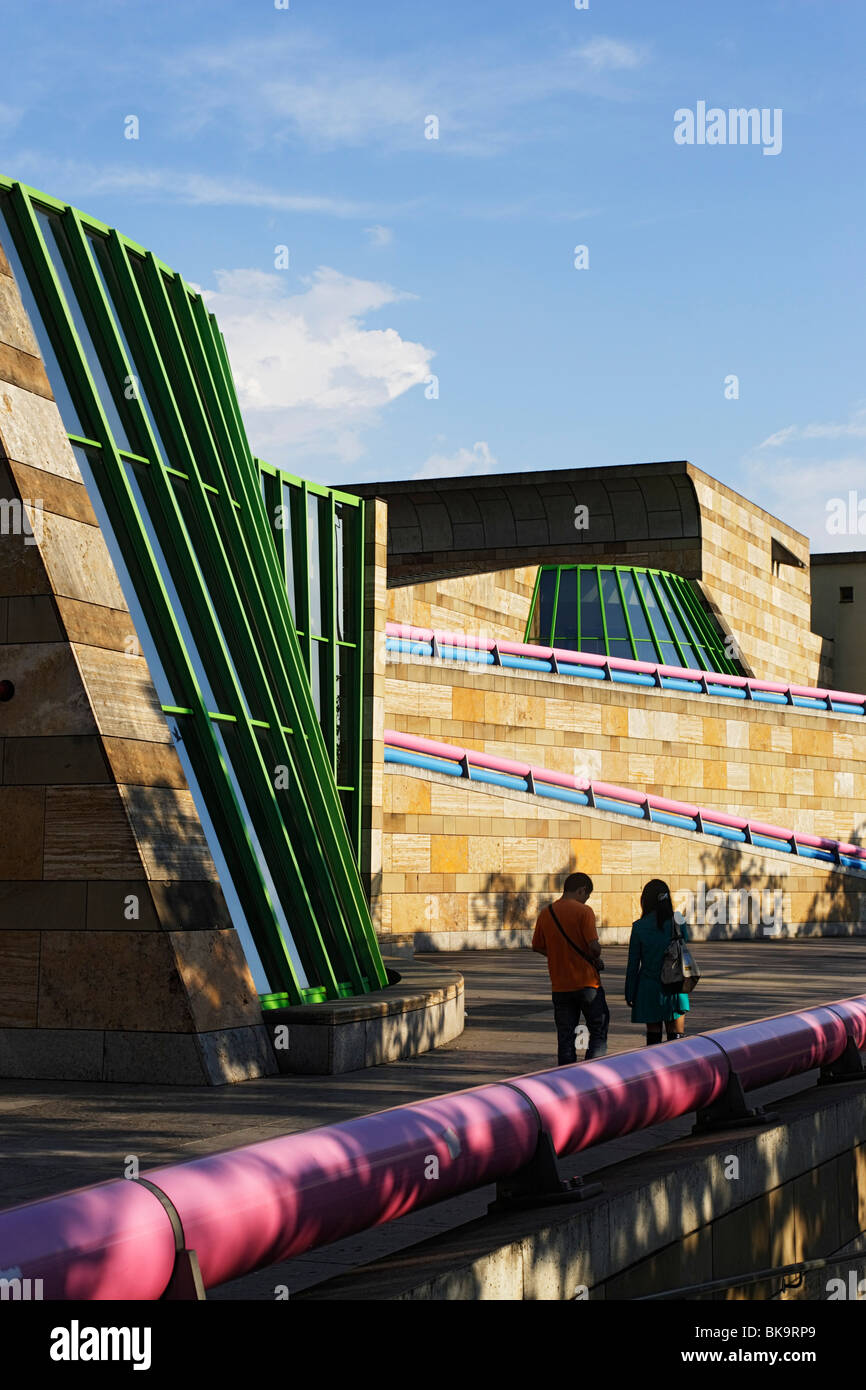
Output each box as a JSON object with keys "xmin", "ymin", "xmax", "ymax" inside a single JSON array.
[{"xmin": 532, "ymin": 871, "xmax": 609, "ymax": 1064}]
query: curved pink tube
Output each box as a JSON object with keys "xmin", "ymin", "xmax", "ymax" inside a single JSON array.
[
  {"xmin": 827, "ymin": 997, "xmax": 866, "ymax": 1049},
  {"xmin": 705, "ymin": 1006, "xmax": 849, "ymax": 1090},
  {"xmin": 1, "ymin": 996, "xmax": 865, "ymax": 1299},
  {"xmin": 514, "ymin": 1036, "xmax": 729, "ymax": 1155},
  {"xmin": 0, "ymin": 1178, "xmax": 176, "ymax": 1301}
]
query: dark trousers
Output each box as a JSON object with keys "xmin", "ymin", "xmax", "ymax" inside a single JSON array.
[{"xmin": 552, "ymin": 986, "xmax": 609, "ymax": 1064}]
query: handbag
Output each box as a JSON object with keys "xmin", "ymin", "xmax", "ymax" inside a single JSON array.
[
  {"xmin": 547, "ymin": 903, "xmax": 604, "ymax": 984},
  {"xmin": 660, "ymin": 913, "xmax": 701, "ymax": 994}
]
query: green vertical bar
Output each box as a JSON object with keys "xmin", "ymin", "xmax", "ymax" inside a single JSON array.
[
  {"xmin": 322, "ymin": 492, "xmax": 337, "ymax": 772},
  {"xmin": 646, "ymin": 570, "xmax": 687, "ymax": 666},
  {"xmin": 352, "ymin": 497, "xmax": 365, "ymax": 861},
  {"xmin": 597, "ymin": 566, "xmax": 611, "ymax": 655},
  {"xmin": 551, "ymin": 567, "xmax": 562, "ymax": 647},
  {"xmin": 613, "ymin": 567, "xmax": 637, "ymax": 661},
  {"xmin": 576, "ymin": 567, "xmax": 582, "ymax": 652},
  {"xmin": 524, "ymin": 567, "xmax": 542, "ymax": 644}
]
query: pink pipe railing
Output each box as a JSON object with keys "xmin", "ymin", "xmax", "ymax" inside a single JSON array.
[
  {"xmin": 385, "ymin": 622, "xmax": 866, "ymax": 712},
  {"xmin": 1, "ymin": 997, "xmax": 864, "ymax": 1299},
  {"xmin": 384, "ymin": 729, "xmax": 866, "ymax": 864}
]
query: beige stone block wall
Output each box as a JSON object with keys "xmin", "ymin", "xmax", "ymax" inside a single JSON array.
[
  {"xmin": 387, "ymin": 565, "xmax": 538, "ymax": 645},
  {"xmin": 384, "ymin": 655, "xmax": 866, "ymax": 849},
  {"xmin": 377, "ymin": 766, "xmax": 866, "ymax": 947},
  {"xmin": 688, "ymin": 465, "xmax": 830, "ymax": 687}
]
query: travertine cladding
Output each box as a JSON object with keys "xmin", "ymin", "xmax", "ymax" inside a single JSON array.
[
  {"xmin": 386, "ymin": 658, "xmax": 866, "ymax": 846},
  {"xmin": 379, "ymin": 655, "xmax": 866, "ymax": 944},
  {"xmin": 688, "ymin": 466, "xmax": 830, "ymax": 688},
  {"xmin": 362, "ymin": 461, "xmax": 836, "ymax": 691},
  {"xmin": 0, "ymin": 234, "xmax": 275, "ymax": 1084},
  {"xmin": 378, "ymin": 766, "xmax": 866, "ymax": 946},
  {"xmin": 387, "ymin": 567, "xmax": 538, "ymax": 646}
]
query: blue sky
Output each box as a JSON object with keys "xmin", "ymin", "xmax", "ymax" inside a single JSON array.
[{"xmin": 2, "ymin": 0, "xmax": 864, "ymax": 549}]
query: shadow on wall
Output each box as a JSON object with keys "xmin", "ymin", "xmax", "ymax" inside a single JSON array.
[
  {"xmin": 471, "ymin": 866, "xmax": 571, "ymax": 939},
  {"xmin": 465, "ymin": 838, "xmax": 866, "ymax": 943}
]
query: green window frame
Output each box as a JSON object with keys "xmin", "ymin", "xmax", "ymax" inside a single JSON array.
[{"xmin": 525, "ymin": 564, "xmax": 741, "ymax": 676}]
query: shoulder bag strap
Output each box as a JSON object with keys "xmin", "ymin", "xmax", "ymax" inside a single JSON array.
[{"xmin": 548, "ymin": 903, "xmax": 601, "ymax": 985}]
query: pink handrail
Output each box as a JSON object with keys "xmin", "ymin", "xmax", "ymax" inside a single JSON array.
[
  {"xmin": 385, "ymin": 622, "xmax": 866, "ymax": 710},
  {"xmin": 384, "ymin": 729, "xmax": 866, "ymax": 862},
  {"xmin": 2, "ymin": 996, "xmax": 864, "ymax": 1298}
]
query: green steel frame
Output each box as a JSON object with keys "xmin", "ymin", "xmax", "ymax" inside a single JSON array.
[
  {"xmin": 525, "ymin": 564, "xmax": 740, "ymax": 675},
  {"xmin": 0, "ymin": 177, "xmax": 387, "ymax": 1005}
]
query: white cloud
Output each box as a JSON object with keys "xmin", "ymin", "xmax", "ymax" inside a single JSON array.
[
  {"xmin": 760, "ymin": 409, "xmax": 866, "ymax": 449},
  {"xmin": 576, "ymin": 39, "xmax": 646, "ymax": 71},
  {"xmin": 156, "ymin": 31, "xmax": 651, "ymax": 156},
  {"xmin": 741, "ymin": 409, "xmax": 866, "ymax": 551},
  {"xmin": 412, "ymin": 441, "xmax": 498, "ymax": 480},
  {"xmin": 364, "ymin": 225, "xmax": 393, "ymax": 247},
  {"xmin": 6, "ymin": 157, "xmax": 379, "ymax": 219},
  {"xmin": 200, "ymin": 266, "xmax": 433, "ymax": 472}
]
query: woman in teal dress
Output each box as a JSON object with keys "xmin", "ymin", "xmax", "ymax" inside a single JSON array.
[{"xmin": 625, "ymin": 879, "xmax": 690, "ymax": 1044}]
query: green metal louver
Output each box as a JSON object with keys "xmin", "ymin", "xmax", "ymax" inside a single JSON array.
[
  {"xmin": 0, "ymin": 176, "xmax": 387, "ymax": 1005},
  {"xmin": 526, "ymin": 564, "xmax": 740, "ymax": 675}
]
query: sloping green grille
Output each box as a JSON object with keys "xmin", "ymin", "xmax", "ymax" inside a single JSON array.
[{"xmin": 0, "ymin": 176, "xmax": 386, "ymax": 1004}]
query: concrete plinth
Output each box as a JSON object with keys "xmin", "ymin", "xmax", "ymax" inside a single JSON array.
[{"xmin": 262, "ymin": 961, "xmax": 464, "ymax": 1074}]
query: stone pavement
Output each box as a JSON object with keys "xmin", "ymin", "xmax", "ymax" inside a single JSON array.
[{"xmin": 1, "ymin": 940, "xmax": 864, "ymax": 1298}]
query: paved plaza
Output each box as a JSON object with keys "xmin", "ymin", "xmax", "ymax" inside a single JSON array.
[{"xmin": 2, "ymin": 940, "xmax": 865, "ymax": 1298}]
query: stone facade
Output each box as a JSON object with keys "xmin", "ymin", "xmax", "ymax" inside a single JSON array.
[
  {"xmin": 379, "ymin": 765, "xmax": 866, "ymax": 946},
  {"xmin": 387, "ymin": 566, "xmax": 538, "ymax": 646},
  {"xmin": 356, "ymin": 461, "xmax": 838, "ymax": 690},
  {"xmin": 0, "ymin": 234, "xmax": 276, "ymax": 1084},
  {"xmin": 376, "ymin": 652, "xmax": 866, "ymax": 946},
  {"xmin": 690, "ymin": 466, "xmax": 831, "ymax": 687}
]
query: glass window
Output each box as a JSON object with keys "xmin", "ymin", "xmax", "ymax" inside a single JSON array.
[
  {"xmin": 600, "ymin": 569, "xmax": 629, "ymax": 644},
  {"xmin": 655, "ymin": 576, "xmax": 700, "ymax": 668},
  {"xmin": 0, "ymin": 198, "xmax": 86, "ymax": 436},
  {"xmin": 636, "ymin": 572, "xmax": 680, "ymax": 666},
  {"xmin": 122, "ymin": 461, "xmax": 221, "ymax": 711},
  {"xmin": 534, "ymin": 569, "xmax": 557, "ymax": 644},
  {"xmin": 310, "ymin": 638, "xmax": 322, "ymax": 717},
  {"xmin": 619, "ymin": 571, "xmax": 653, "ymax": 641},
  {"xmin": 553, "ymin": 568, "xmax": 578, "ymax": 648},
  {"xmin": 579, "ymin": 568, "xmax": 605, "ymax": 654},
  {"xmin": 334, "ymin": 501, "xmax": 358, "ymax": 643}
]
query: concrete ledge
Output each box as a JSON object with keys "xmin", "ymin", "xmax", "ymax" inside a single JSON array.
[
  {"xmin": 0, "ymin": 1022, "xmax": 277, "ymax": 1085},
  {"xmin": 295, "ymin": 1076, "xmax": 866, "ymax": 1299},
  {"xmin": 262, "ymin": 960, "xmax": 464, "ymax": 1074}
]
